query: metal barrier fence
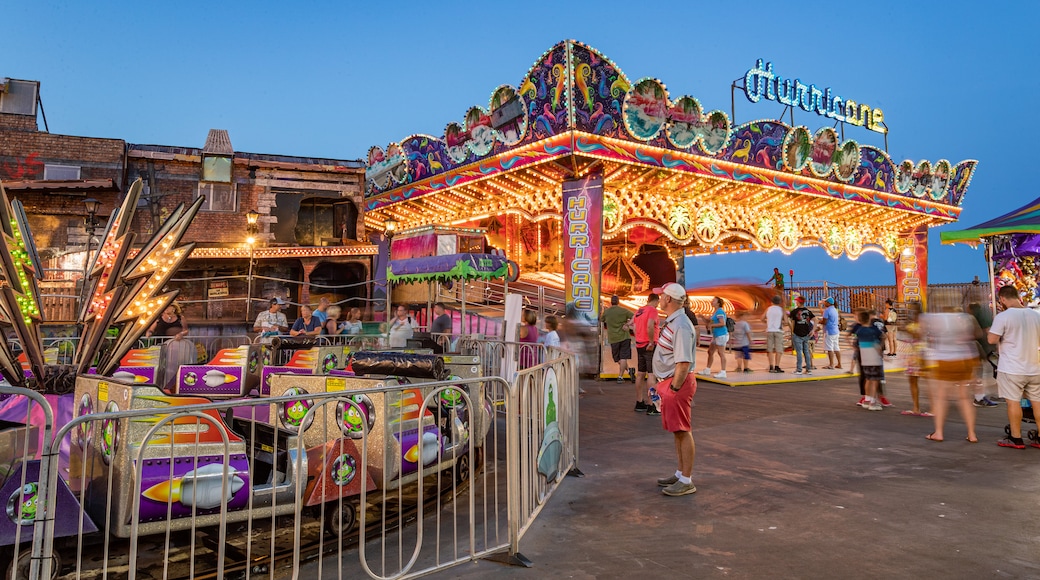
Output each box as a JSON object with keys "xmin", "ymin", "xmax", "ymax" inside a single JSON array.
[{"xmin": 0, "ymin": 339, "xmax": 578, "ymax": 579}]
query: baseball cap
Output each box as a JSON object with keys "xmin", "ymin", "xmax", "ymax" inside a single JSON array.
[
  {"xmin": 660, "ymin": 283, "xmax": 687, "ymax": 302},
  {"xmin": 824, "ymin": 297, "xmax": 834, "ymax": 305},
  {"xmin": 795, "ymin": 296, "xmax": 805, "ymax": 303},
  {"xmin": 270, "ymin": 297, "xmax": 287, "ymax": 306}
]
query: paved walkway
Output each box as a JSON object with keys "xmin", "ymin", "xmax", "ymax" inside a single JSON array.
[{"xmin": 441, "ymin": 371, "xmax": 1040, "ymax": 579}]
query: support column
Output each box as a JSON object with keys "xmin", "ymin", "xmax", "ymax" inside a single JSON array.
[
  {"xmin": 299, "ymin": 258, "xmax": 319, "ymax": 306},
  {"xmin": 562, "ymin": 173, "xmax": 603, "ymax": 377},
  {"xmin": 895, "ymin": 226, "xmax": 928, "ymax": 307}
]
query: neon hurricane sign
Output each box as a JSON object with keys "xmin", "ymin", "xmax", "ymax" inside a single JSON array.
[{"xmin": 743, "ymin": 59, "xmax": 886, "ymax": 134}]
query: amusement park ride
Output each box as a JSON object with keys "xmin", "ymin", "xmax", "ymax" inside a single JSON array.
[
  {"xmin": 0, "ymin": 179, "xmax": 499, "ymax": 578},
  {"xmin": 364, "ymin": 40, "xmax": 976, "ymax": 308}
]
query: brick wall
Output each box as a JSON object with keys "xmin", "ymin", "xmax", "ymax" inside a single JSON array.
[
  {"xmin": 0, "ymin": 124, "xmax": 125, "ymax": 252},
  {"xmin": 0, "ymin": 112, "xmax": 38, "ymax": 132}
]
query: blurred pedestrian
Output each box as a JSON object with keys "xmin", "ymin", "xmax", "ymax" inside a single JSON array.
[
  {"xmin": 967, "ymin": 301, "xmax": 999, "ymax": 407},
  {"xmin": 988, "ymin": 285, "xmax": 1040, "ymax": 449},
  {"xmin": 602, "ymin": 295, "xmax": 634, "ymax": 383},
  {"xmin": 920, "ymin": 302, "xmax": 979, "ymax": 443},
  {"xmin": 653, "ymin": 283, "xmax": 698, "ymax": 497},
  {"xmin": 899, "ymin": 302, "xmax": 932, "ymax": 417},
  {"xmin": 699, "ymin": 296, "xmax": 729, "ymax": 379}
]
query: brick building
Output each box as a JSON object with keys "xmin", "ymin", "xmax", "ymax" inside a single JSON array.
[{"xmin": 0, "ymin": 78, "xmax": 375, "ymax": 331}]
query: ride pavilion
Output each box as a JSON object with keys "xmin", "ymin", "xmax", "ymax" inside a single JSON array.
[{"xmin": 363, "ymin": 40, "xmax": 975, "ymax": 311}]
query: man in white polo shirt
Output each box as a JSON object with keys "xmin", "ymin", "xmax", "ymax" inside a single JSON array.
[
  {"xmin": 988, "ymin": 285, "xmax": 1040, "ymax": 449},
  {"xmin": 653, "ymin": 283, "xmax": 698, "ymax": 497},
  {"xmin": 764, "ymin": 294, "xmax": 786, "ymax": 373}
]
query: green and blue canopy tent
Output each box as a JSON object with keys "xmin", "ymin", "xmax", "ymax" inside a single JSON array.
[
  {"xmin": 386, "ymin": 253, "xmax": 517, "ymax": 336},
  {"xmin": 941, "ymin": 195, "xmax": 1040, "ymax": 307}
]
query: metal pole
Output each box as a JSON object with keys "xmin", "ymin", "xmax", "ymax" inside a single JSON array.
[
  {"xmin": 461, "ymin": 281, "xmax": 467, "ymax": 337},
  {"xmin": 987, "ymin": 241, "xmax": 997, "ymax": 315},
  {"xmin": 245, "ymin": 244, "xmax": 254, "ymax": 322}
]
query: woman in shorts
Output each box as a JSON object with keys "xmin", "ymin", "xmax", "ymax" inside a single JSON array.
[{"xmin": 920, "ymin": 303, "xmax": 979, "ymax": 442}]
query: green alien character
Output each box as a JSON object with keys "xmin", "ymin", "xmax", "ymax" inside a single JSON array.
[
  {"xmin": 19, "ymin": 484, "xmax": 38, "ymax": 523},
  {"xmin": 344, "ymin": 404, "xmax": 364, "ymax": 433},
  {"xmin": 102, "ymin": 421, "xmax": 115, "ymax": 455},
  {"xmin": 333, "ymin": 456, "xmax": 356, "ymax": 485},
  {"xmin": 285, "ymin": 400, "xmax": 309, "ymax": 426}
]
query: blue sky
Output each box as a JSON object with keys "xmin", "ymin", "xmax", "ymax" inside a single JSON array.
[{"xmin": 6, "ymin": 1, "xmax": 1037, "ymax": 286}]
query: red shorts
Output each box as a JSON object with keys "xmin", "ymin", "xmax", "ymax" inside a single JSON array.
[{"xmin": 657, "ymin": 374, "xmax": 696, "ymax": 432}]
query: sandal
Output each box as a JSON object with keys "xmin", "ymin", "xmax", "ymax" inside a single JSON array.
[
  {"xmin": 821, "ymin": 366, "xmax": 834, "ymax": 370},
  {"xmin": 966, "ymin": 436, "xmax": 978, "ymax": 443},
  {"xmin": 925, "ymin": 433, "xmax": 944, "ymax": 442}
]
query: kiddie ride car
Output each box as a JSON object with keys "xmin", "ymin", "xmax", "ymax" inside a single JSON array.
[{"xmin": 0, "ymin": 350, "xmax": 490, "ymax": 577}]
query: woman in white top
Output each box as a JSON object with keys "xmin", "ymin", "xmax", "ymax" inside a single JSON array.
[
  {"xmin": 341, "ymin": 307, "xmax": 364, "ymax": 335},
  {"xmin": 542, "ymin": 315, "xmax": 561, "ymax": 348},
  {"xmin": 920, "ymin": 304, "xmax": 980, "ymax": 443},
  {"xmin": 388, "ymin": 305, "xmax": 416, "ymax": 348}
]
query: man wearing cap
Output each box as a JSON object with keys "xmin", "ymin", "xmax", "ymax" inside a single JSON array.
[
  {"xmin": 789, "ymin": 296, "xmax": 816, "ymax": 374},
  {"xmin": 602, "ymin": 295, "xmax": 634, "ymax": 384},
  {"xmin": 653, "ymin": 283, "xmax": 698, "ymax": 497},
  {"xmin": 821, "ymin": 298, "xmax": 842, "ymax": 369},
  {"xmin": 253, "ymin": 298, "xmax": 289, "ymax": 344}
]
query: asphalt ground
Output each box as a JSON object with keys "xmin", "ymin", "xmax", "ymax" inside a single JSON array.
[{"xmin": 439, "ymin": 371, "xmax": 1040, "ymax": 580}]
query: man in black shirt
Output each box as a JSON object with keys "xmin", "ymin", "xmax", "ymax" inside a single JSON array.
[
  {"xmin": 430, "ymin": 302, "xmax": 452, "ymax": 352},
  {"xmin": 789, "ymin": 296, "xmax": 815, "ymax": 374}
]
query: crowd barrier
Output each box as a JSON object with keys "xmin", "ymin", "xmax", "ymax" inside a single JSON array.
[{"xmin": 0, "ymin": 339, "xmax": 578, "ymax": 579}]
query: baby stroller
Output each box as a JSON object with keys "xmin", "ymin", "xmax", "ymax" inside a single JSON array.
[{"xmin": 1004, "ymin": 399, "xmax": 1038, "ymax": 446}]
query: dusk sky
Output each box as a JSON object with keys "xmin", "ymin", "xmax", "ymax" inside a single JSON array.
[{"xmin": 6, "ymin": 1, "xmax": 1036, "ymax": 287}]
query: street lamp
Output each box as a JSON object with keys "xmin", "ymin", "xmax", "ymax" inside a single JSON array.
[
  {"xmin": 82, "ymin": 198, "xmax": 102, "ymax": 276},
  {"xmin": 245, "ymin": 209, "xmax": 260, "ymax": 321}
]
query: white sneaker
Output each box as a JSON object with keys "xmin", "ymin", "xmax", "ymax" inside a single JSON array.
[
  {"xmin": 793, "ymin": 370, "xmax": 804, "ymax": 375},
  {"xmin": 866, "ymin": 403, "xmax": 883, "ymax": 411},
  {"xmin": 698, "ymin": 368, "xmax": 711, "ymax": 376},
  {"xmin": 713, "ymin": 370, "xmax": 727, "ymax": 379}
]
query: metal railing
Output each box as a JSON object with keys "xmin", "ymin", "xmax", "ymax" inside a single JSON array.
[{"xmin": 0, "ymin": 339, "xmax": 578, "ymax": 579}]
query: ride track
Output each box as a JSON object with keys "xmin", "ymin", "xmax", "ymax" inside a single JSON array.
[{"xmin": 53, "ymin": 448, "xmax": 486, "ymax": 580}]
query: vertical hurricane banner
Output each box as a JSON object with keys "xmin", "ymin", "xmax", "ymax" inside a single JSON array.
[
  {"xmin": 563, "ymin": 174, "xmax": 603, "ymax": 326},
  {"xmin": 895, "ymin": 226, "xmax": 928, "ymax": 307}
]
